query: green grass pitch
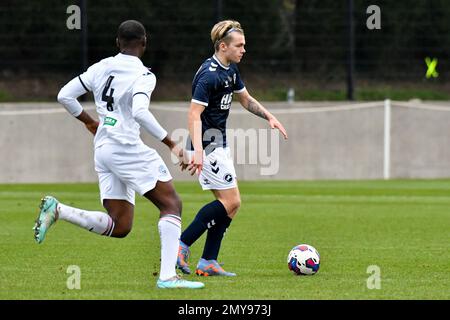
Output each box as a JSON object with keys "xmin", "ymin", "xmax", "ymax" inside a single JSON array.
[{"xmin": 1, "ymin": 180, "xmax": 449, "ymax": 300}]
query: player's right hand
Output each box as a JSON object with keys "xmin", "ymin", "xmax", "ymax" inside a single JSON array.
[
  {"xmin": 187, "ymin": 150, "xmax": 203, "ymax": 175},
  {"xmin": 85, "ymin": 121, "xmax": 99, "ymax": 135}
]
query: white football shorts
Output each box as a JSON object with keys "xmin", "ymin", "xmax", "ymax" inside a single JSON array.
[
  {"xmin": 94, "ymin": 143, "xmax": 172, "ymax": 205},
  {"xmin": 188, "ymin": 147, "xmax": 237, "ymax": 190}
]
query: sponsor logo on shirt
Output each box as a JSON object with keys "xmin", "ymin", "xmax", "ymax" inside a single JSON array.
[{"xmin": 104, "ymin": 117, "xmax": 117, "ymax": 126}]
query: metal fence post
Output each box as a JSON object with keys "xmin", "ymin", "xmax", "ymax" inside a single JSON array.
[{"xmin": 346, "ymin": 0, "xmax": 355, "ymax": 101}]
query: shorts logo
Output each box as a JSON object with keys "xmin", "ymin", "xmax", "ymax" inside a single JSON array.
[
  {"xmin": 159, "ymin": 165, "xmax": 167, "ymax": 175},
  {"xmin": 203, "ymin": 178, "xmax": 210, "ymax": 185},
  {"xmin": 210, "ymin": 159, "xmax": 219, "ymax": 174},
  {"xmin": 224, "ymin": 173, "xmax": 233, "ymax": 183}
]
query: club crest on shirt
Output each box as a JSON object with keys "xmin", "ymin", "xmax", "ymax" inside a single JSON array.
[{"xmin": 159, "ymin": 165, "xmax": 167, "ymax": 175}]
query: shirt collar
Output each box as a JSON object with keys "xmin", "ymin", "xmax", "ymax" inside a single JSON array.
[
  {"xmin": 212, "ymin": 55, "xmax": 230, "ymax": 70},
  {"xmin": 116, "ymin": 53, "xmax": 143, "ymax": 65}
]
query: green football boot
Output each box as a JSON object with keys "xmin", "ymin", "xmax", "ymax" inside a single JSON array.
[{"xmin": 33, "ymin": 196, "xmax": 59, "ymax": 244}]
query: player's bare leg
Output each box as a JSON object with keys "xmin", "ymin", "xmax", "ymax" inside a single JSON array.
[
  {"xmin": 211, "ymin": 186, "xmax": 241, "ymax": 219},
  {"xmin": 103, "ymin": 199, "xmax": 134, "ymax": 238}
]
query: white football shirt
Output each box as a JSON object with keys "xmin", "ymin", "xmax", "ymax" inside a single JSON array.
[{"xmin": 78, "ymin": 53, "xmax": 158, "ymax": 148}]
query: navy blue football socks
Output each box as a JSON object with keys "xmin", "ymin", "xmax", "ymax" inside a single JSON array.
[
  {"xmin": 180, "ymin": 200, "xmax": 229, "ymax": 248},
  {"xmin": 202, "ymin": 215, "xmax": 232, "ymax": 260}
]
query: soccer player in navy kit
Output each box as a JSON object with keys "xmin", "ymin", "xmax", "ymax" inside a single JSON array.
[{"xmin": 177, "ymin": 20, "xmax": 288, "ymax": 276}]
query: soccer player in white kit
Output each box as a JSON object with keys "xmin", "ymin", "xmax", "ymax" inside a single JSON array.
[{"xmin": 33, "ymin": 20, "xmax": 204, "ymax": 289}]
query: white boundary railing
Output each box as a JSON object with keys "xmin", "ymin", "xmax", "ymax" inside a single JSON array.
[{"xmin": 384, "ymin": 99, "xmax": 391, "ymax": 180}]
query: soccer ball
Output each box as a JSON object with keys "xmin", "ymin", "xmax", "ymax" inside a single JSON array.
[{"xmin": 287, "ymin": 244, "xmax": 320, "ymax": 275}]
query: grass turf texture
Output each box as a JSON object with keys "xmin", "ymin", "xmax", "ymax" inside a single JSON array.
[{"xmin": 0, "ymin": 180, "xmax": 449, "ymax": 300}]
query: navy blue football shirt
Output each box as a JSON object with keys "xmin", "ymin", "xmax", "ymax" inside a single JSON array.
[{"xmin": 189, "ymin": 55, "xmax": 245, "ymax": 151}]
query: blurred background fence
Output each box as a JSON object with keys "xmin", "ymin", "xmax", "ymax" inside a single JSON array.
[{"xmin": 0, "ymin": 0, "xmax": 449, "ymax": 102}]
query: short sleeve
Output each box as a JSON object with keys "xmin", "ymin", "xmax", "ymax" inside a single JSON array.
[
  {"xmin": 132, "ymin": 72, "xmax": 157, "ymax": 99},
  {"xmin": 233, "ymin": 68, "xmax": 245, "ymax": 93},
  {"xmin": 192, "ymin": 75, "xmax": 211, "ymax": 107},
  {"xmin": 78, "ymin": 62, "xmax": 101, "ymax": 92}
]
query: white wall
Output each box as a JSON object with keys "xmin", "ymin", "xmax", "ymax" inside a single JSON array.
[{"xmin": 1, "ymin": 101, "xmax": 450, "ymax": 183}]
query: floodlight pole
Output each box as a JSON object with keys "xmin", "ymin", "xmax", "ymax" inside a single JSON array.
[{"xmin": 346, "ymin": 0, "xmax": 355, "ymax": 101}]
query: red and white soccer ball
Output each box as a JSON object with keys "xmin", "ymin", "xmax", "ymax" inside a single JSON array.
[{"xmin": 287, "ymin": 244, "xmax": 320, "ymax": 275}]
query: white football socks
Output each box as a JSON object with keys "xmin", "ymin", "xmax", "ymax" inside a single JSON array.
[
  {"xmin": 57, "ymin": 204, "xmax": 182, "ymax": 280},
  {"xmin": 57, "ymin": 203, "xmax": 115, "ymax": 236},
  {"xmin": 158, "ymin": 214, "xmax": 182, "ymax": 281}
]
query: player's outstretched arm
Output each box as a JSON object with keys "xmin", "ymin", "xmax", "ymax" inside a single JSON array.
[{"xmin": 236, "ymin": 89, "xmax": 288, "ymax": 139}]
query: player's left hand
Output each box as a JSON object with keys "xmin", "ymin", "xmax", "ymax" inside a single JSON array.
[{"xmin": 269, "ymin": 117, "xmax": 288, "ymax": 139}]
